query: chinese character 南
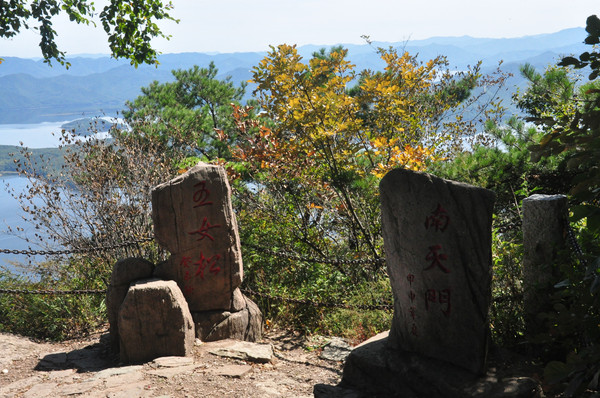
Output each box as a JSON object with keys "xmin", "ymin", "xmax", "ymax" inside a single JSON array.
[{"xmin": 425, "ymin": 203, "xmax": 450, "ymax": 232}]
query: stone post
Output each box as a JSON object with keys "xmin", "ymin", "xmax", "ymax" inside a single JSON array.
[
  {"xmin": 380, "ymin": 168, "xmax": 495, "ymax": 375},
  {"xmin": 522, "ymin": 194, "xmax": 568, "ymax": 336}
]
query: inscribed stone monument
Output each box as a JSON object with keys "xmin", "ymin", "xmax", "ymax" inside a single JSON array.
[
  {"xmin": 379, "ymin": 168, "xmax": 495, "ymax": 374},
  {"xmin": 152, "ymin": 163, "xmax": 243, "ymax": 312}
]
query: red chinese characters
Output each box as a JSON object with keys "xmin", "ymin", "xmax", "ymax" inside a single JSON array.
[
  {"xmin": 192, "ymin": 181, "xmax": 213, "ymax": 208},
  {"xmin": 424, "ymin": 244, "xmax": 450, "ymax": 273},
  {"xmin": 424, "ymin": 204, "xmax": 450, "ymax": 232},
  {"xmin": 193, "ymin": 252, "xmax": 222, "ymax": 279},
  {"xmin": 402, "ymin": 203, "xmax": 452, "ymax": 335},
  {"xmin": 187, "ymin": 217, "xmax": 221, "ymax": 241},
  {"xmin": 425, "ymin": 288, "xmax": 451, "ymax": 317},
  {"xmin": 182, "ymin": 180, "xmax": 224, "ymax": 293}
]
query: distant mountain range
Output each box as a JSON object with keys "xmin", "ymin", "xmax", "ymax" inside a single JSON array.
[{"xmin": 0, "ymin": 27, "xmax": 589, "ymax": 124}]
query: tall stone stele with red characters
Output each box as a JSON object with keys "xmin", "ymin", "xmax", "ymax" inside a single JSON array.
[
  {"xmin": 380, "ymin": 168, "xmax": 495, "ymax": 375},
  {"xmin": 152, "ymin": 162, "xmax": 262, "ymax": 342},
  {"xmin": 331, "ymin": 168, "xmax": 497, "ymax": 398}
]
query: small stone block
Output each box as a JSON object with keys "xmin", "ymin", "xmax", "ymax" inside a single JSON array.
[
  {"xmin": 151, "ymin": 356, "xmax": 195, "ymax": 368},
  {"xmin": 210, "ymin": 364, "xmax": 253, "ymax": 378},
  {"xmin": 209, "ymin": 341, "xmax": 273, "ymax": 363}
]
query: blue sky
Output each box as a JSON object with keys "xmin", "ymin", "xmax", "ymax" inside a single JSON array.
[{"xmin": 0, "ymin": 0, "xmax": 597, "ymax": 58}]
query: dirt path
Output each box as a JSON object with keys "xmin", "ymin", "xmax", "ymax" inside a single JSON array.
[{"xmin": 0, "ymin": 328, "xmax": 344, "ymax": 398}]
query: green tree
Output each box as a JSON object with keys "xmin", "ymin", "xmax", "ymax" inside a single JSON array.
[
  {"xmin": 124, "ymin": 62, "xmax": 246, "ymax": 160},
  {"xmin": 225, "ymin": 44, "xmax": 506, "ymax": 280},
  {"xmin": 0, "ymin": 0, "xmax": 177, "ymax": 66},
  {"xmin": 514, "ymin": 15, "xmax": 600, "ymax": 396}
]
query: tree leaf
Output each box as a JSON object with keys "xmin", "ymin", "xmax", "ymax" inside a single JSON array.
[
  {"xmin": 586, "ymin": 15, "xmax": 600, "ymax": 37},
  {"xmin": 580, "ymin": 52, "xmax": 592, "ymax": 62},
  {"xmin": 560, "ymin": 56, "xmax": 581, "ymax": 67},
  {"xmin": 569, "ymin": 204, "xmax": 597, "ymax": 221}
]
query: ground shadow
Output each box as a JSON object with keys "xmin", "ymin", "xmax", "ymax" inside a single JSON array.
[{"xmin": 34, "ymin": 334, "xmax": 119, "ymax": 373}]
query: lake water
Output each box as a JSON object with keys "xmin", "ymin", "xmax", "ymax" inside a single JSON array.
[
  {"xmin": 0, "ymin": 120, "xmax": 113, "ymax": 148},
  {"xmin": 0, "ymin": 121, "xmax": 112, "ymax": 276},
  {"xmin": 0, "ymin": 121, "xmax": 69, "ymax": 148},
  {"xmin": 0, "ymin": 174, "xmax": 51, "ymax": 275}
]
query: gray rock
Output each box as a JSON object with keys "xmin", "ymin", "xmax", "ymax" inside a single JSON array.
[
  {"xmin": 320, "ymin": 337, "xmax": 352, "ymax": 362},
  {"xmin": 106, "ymin": 257, "xmax": 155, "ymax": 351},
  {"xmin": 193, "ymin": 293, "xmax": 262, "ymax": 342},
  {"xmin": 152, "ymin": 162, "xmax": 243, "ymax": 312},
  {"xmin": 90, "ymin": 365, "xmax": 143, "ymax": 380},
  {"xmin": 209, "ymin": 341, "xmax": 273, "ymax": 363},
  {"xmin": 340, "ymin": 332, "xmax": 479, "ymax": 398},
  {"xmin": 118, "ymin": 278, "xmax": 195, "ymax": 364},
  {"xmin": 230, "ymin": 287, "xmax": 247, "ymax": 312},
  {"xmin": 151, "ymin": 356, "xmax": 195, "ymax": 368},
  {"xmin": 380, "ymin": 168, "xmax": 495, "ymax": 375}
]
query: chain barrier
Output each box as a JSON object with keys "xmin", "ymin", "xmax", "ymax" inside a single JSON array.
[
  {"xmin": 0, "ymin": 288, "xmax": 106, "ymax": 295},
  {"xmin": 565, "ymin": 221, "xmax": 588, "ymax": 268},
  {"xmin": 0, "ymin": 236, "xmax": 155, "ymax": 257},
  {"xmin": 243, "ymin": 242, "xmax": 385, "ymax": 267}
]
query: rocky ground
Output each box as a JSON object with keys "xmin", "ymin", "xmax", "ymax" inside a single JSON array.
[
  {"xmin": 0, "ymin": 327, "xmax": 347, "ymax": 398},
  {"xmin": 2, "ymin": 326, "xmax": 597, "ymax": 398}
]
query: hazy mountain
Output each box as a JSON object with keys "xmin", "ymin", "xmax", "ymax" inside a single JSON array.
[{"xmin": 0, "ymin": 27, "xmax": 588, "ymax": 123}]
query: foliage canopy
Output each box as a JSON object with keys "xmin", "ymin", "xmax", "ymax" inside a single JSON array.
[{"xmin": 0, "ymin": 0, "xmax": 177, "ymax": 66}]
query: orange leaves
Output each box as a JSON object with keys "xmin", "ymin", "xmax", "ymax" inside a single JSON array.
[
  {"xmin": 365, "ymin": 136, "xmax": 437, "ymax": 178},
  {"xmin": 225, "ymin": 104, "xmax": 307, "ymax": 180},
  {"xmin": 237, "ymin": 44, "xmax": 462, "ymax": 188}
]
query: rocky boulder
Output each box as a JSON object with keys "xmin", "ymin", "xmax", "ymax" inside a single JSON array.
[
  {"xmin": 106, "ymin": 257, "xmax": 154, "ymax": 351},
  {"xmin": 118, "ymin": 278, "xmax": 195, "ymax": 364}
]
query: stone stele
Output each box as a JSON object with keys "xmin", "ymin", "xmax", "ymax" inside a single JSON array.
[
  {"xmin": 379, "ymin": 168, "xmax": 495, "ymax": 374},
  {"xmin": 118, "ymin": 278, "xmax": 195, "ymax": 364},
  {"xmin": 152, "ymin": 163, "xmax": 243, "ymax": 312}
]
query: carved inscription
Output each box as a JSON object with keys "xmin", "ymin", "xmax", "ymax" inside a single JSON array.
[
  {"xmin": 405, "ymin": 203, "xmax": 453, "ymax": 339},
  {"xmin": 182, "ymin": 181, "xmax": 224, "ymax": 294}
]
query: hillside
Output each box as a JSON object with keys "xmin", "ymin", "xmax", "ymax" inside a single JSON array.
[
  {"xmin": 0, "ymin": 145, "xmax": 65, "ymax": 176},
  {"xmin": 0, "ymin": 28, "xmax": 588, "ymax": 123}
]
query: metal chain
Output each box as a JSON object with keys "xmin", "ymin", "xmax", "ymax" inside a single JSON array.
[
  {"xmin": 565, "ymin": 221, "xmax": 588, "ymax": 267},
  {"xmin": 0, "ymin": 236, "xmax": 155, "ymax": 257},
  {"xmin": 243, "ymin": 243, "xmax": 385, "ymax": 267},
  {"xmin": 241, "ymin": 288, "xmax": 393, "ymax": 311},
  {"xmin": 0, "ymin": 288, "xmax": 106, "ymax": 295}
]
